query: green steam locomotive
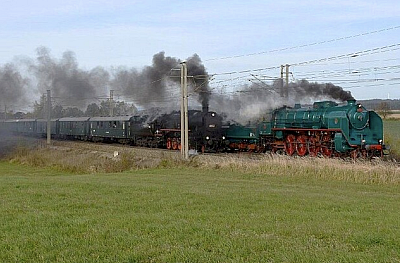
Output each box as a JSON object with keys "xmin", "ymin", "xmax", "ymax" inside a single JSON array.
[{"xmin": 223, "ymin": 100, "xmax": 386, "ymax": 158}]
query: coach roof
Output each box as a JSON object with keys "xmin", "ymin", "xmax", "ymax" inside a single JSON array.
[
  {"xmin": 88, "ymin": 116, "xmax": 133, "ymax": 122},
  {"xmin": 58, "ymin": 117, "xmax": 91, "ymax": 122}
]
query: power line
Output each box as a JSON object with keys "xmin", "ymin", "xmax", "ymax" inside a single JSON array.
[
  {"xmin": 204, "ymin": 25, "xmax": 400, "ymax": 62},
  {"xmin": 211, "ymin": 66, "xmax": 280, "ymax": 76},
  {"xmin": 292, "ymin": 44, "xmax": 400, "ymax": 67},
  {"xmin": 291, "ymin": 64, "xmax": 400, "ymax": 79},
  {"xmin": 209, "ymin": 43, "xmax": 400, "ymax": 77}
]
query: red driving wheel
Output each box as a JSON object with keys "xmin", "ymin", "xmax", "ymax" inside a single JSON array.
[
  {"xmin": 321, "ymin": 134, "xmax": 333, "ymax": 157},
  {"xmin": 284, "ymin": 134, "xmax": 296, "ymax": 156},
  {"xmin": 296, "ymin": 135, "xmax": 308, "ymax": 156},
  {"xmin": 166, "ymin": 138, "xmax": 172, "ymax": 150},
  {"xmin": 307, "ymin": 136, "xmax": 320, "ymax": 157}
]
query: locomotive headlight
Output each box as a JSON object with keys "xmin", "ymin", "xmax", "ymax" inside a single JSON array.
[
  {"xmin": 379, "ymin": 139, "xmax": 383, "ymax": 144},
  {"xmin": 362, "ymin": 139, "xmax": 366, "ymax": 143},
  {"xmin": 206, "ymin": 136, "xmax": 210, "ymax": 140},
  {"xmin": 222, "ymin": 136, "xmax": 226, "ymax": 140},
  {"xmin": 211, "ymin": 113, "xmax": 215, "ymax": 117}
]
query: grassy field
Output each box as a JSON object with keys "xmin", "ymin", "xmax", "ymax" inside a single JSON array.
[
  {"xmin": 0, "ymin": 120, "xmax": 399, "ymax": 262},
  {"xmin": 384, "ymin": 120, "xmax": 400, "ymax": 158},
  {"xmin": 1, "ymin": 161, "xmax": 400, "ymax": 262}
]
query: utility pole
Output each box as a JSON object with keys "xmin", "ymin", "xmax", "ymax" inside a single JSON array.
[
  {"xmin": 180, "ymin": 64, "xmax": 185, "ymax": 156},
  {"xmin": 184, "ymin": 64, "xmax": 189, "ymax": 160},
  {"xmin": 109, "ymin": 90, "xmax": 114, "ymax": 117},
  {"xmin": 180, "ymin": 62, "xmax": 189, "ymax": 159},
  {"xmin": 4, "ymin": 105, "xmax": 6, "ymax": 121},
  {"xmin": 285, "ymin": 64, "xmax": 290, "ymax": 101},
  {"xmin": 46, "ymin": 89, "xmax": 51, "ymax": 145},
  {"xmin": 280, "ymin": 65, "xmax": 284, "ymax": 98}
]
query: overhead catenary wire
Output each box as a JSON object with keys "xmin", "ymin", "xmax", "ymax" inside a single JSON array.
[
  {"xmin": 204, "ymin": 25, "xmax": 400, "ymax": 62},
  {"xmin": 27, "ymin": 38, "xmax": 400, "ymax": 113},
  {"xmin": 209, "ymin": 43, "xmax": 400, "ymax": 78},
  {"xmin": 290, "ymin": 64, "xmax": 400, "ymax": 80}
]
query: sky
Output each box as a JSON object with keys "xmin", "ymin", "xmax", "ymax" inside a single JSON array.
[{"xmin": 1, "ymin": 0, "xmax": 400, "ymax": 112}]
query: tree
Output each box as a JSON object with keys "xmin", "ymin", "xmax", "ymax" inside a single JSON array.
[
  {"xmin": 99, "ymin": 101, "xmax": 111, "ymax": 116},
  {"xmin": 52, "ymin": 105, "xmax": 64, "ymax": 118},
  {"xmin": 62, "ymin": 107, "xmax": 84, "ymax": 117},
  {"xmin": 377, "ymin": 101, "xmax": 391, "ymax": 119},
  {"xmin": 114, "ymin": 101, "xmax": 138, "ymax": 116},
  {"xmin": 85, "ymin": 103, "xmax": 101, "ymax": 117},
  {"xmin": 32, "ymin": 95, "xmax": 46, "ymax": 118}
]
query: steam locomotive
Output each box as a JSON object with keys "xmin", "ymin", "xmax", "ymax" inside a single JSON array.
[
  {"xmin": 222, "ymin": 100, "xmax": 386, "ymax": 158},
  {"xmin": 1, "ymin": 100, "xmax": 387, "ymax": 158},
  {"xmin": 1, "ymin": 109, "xmax": 223, "ymax": 153}
]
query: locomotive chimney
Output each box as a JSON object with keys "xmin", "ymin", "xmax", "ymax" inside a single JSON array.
[{"xmin": 202, "ymin": 105, "xmax": 209, "ymax": 113}]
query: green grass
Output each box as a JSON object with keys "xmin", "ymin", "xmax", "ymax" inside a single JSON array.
[
  {"xmin": 1, "ymin": 161, "xmax": 399, "ymax": 262},
  {"xmin": 384, "ymin": 119, "xmax": 400, "ymax": 158}
]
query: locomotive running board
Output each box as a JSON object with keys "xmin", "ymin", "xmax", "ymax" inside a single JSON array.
[
  {"xmin": 271, "ymin": 128, "xmax": 342, "ymax": 132},
  {"xmin": 159, "ymin": 128, "xmax": 191, "ymax": 132}
]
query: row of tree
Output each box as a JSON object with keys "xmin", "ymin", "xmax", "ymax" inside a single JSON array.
[
  {"xmin": 2, "ymin": 98, "xmax": 399, "ymax": 120},
  {"xmin": 4, "ymin": 99, "xmax": 138, "ymax": 119}
]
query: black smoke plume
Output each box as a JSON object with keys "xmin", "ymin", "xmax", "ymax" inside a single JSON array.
[
  {"xmin": 185, "ymin": 54, "xmax": 210, "ymax": 110},
  {"xmin": 31, "ymin": 47, "xmax": 109, "ymax": 108},
  {"xmin": 111, "ymin": 52, "xmax": 210, "ymax": 110},
  {"xmin": 110, "ymin": 52, "xmax": 178, "ymax": 108},
  {"xmin": 0, "ymin": 47, "xmax": 354, "ymax": 125},
  {"xmin": 210, "ymin": 78, "xmax": 354, "ymax": 124},
  {"xmin": 0, "ymin": 63, "xmax": 30, "ymax": 108},
  {"xmin": 289, "ymin": 79, "xmax": 354, "ymax": 101},
  {"xmin": 0, "ymin": 48, "xmax": 211, "ymax": 116}
]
